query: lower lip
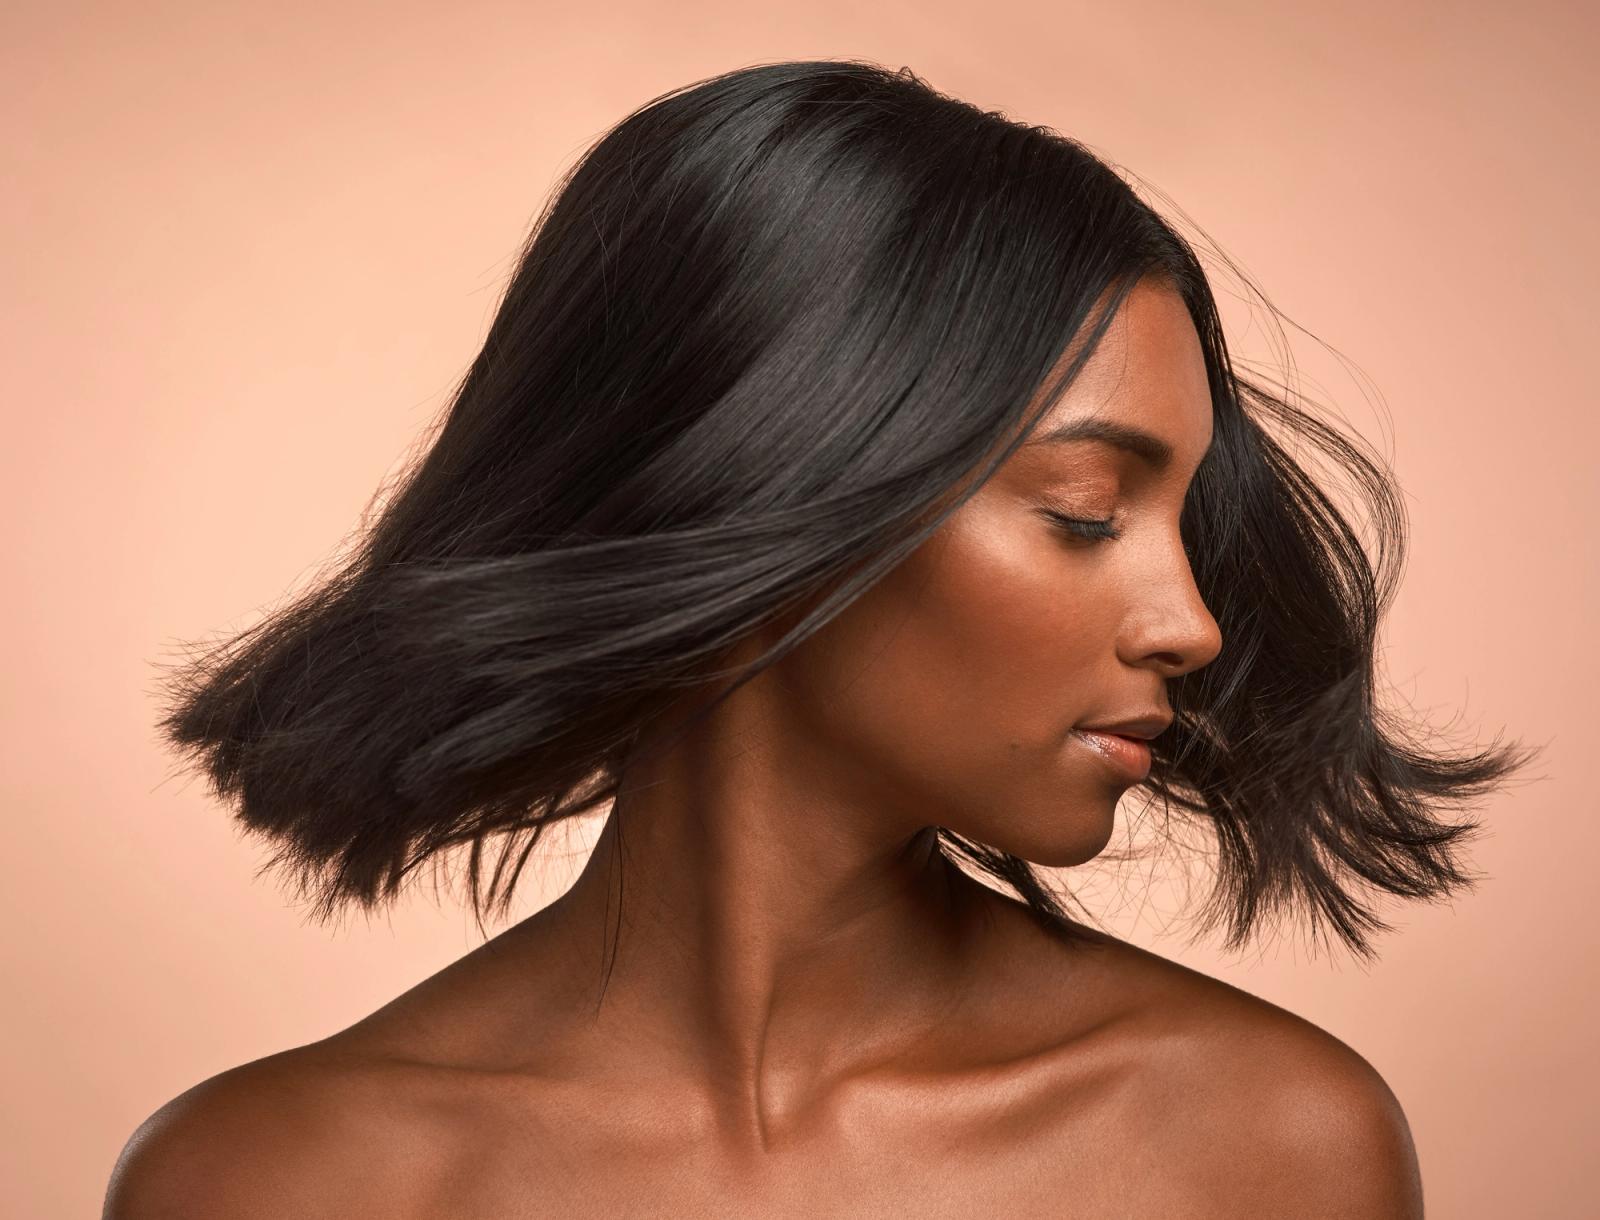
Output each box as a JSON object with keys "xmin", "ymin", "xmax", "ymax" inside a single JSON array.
[{"xmin": 1070, "ymin": 729, "xmax": 1152, "ymax": 782}]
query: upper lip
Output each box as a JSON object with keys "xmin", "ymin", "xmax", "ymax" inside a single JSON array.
[{"xmin": 1075, "ymin": 712, "xmax": 1173, "ymax": 741}]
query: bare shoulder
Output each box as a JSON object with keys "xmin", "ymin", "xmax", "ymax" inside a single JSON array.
[
  {"xmin": 103, "ymin": 917, "xmax": 599, "ymax": 1219},
  {"xmin": 101, "ymin": 1037, "xmax": 456, "ymax": 1220},
  {"xmin": 1078, "ymin": 933, "xmax": 1426, "ymax": 1218}
]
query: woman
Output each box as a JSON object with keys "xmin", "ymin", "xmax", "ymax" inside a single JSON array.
[{"xmin": 105, "ymin": 59, "xmax": 1531, "ymax": 1217}]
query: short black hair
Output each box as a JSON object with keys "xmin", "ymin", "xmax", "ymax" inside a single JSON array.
[{"xmin": 153, "ymin": 58, "xmax": 1536, "ymax": 961}]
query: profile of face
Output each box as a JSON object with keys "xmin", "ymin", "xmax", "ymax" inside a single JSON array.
[{"xmin": 770, "ymin": 277, "xmax": 1223, "ymax": 868}]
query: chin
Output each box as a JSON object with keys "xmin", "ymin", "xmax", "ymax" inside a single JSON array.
[
  {"xmin": 972, "ymin": 816, "xmax": 1113, "ymax": 864},
  {"xmin": 939, "ymin": 779, "xmax": 1122, "ymax": 868},
  {"xmin": 1023, "ymin": 840, "xmax": 1113, "ymax": 869},
  {"xmin": 972, "ymin": 811, "xmax": 1118, "ymax": 870}
]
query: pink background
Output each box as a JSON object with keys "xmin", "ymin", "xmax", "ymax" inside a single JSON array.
[{"xmin": 5, "ymin": 4, "xmax": 1594, "ymax": 1215}]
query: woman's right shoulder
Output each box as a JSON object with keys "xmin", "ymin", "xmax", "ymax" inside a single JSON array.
[{"xmin": 101, "ymin": 1038, "xmax": 436, "ymax": 1220}]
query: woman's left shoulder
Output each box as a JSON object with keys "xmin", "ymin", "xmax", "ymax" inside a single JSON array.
[{"xmin": 1082, "ymin": 935, "xmax": 1427, "ymax": 1218}]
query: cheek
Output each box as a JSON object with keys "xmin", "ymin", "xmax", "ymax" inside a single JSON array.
[
  {"xmin": 917, "ymin": 508, "xmax": 1121, "ymax": 726},
  {"xmin": 778, "ymin": 513, "xmax": 1121, "ymax": 846}
]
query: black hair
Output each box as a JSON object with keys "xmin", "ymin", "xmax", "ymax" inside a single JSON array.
[{"xmin": 153, "ymin": 58, "xmax": 1537, "ymax": 963}]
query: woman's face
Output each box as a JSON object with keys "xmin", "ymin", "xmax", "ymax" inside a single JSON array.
[{"xmin": 778, "ymin": 278, "xmax": 1222, "ymax": 867}]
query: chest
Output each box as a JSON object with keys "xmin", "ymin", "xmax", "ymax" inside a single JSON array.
[{"xmin": 393, "ymin": 1093, "xmax": 1234, "ymax": 1220}]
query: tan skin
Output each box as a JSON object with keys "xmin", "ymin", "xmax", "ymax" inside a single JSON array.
[{"xmin": 105, "ymin": 279, "xmax": 1425, "ymax": 1218}]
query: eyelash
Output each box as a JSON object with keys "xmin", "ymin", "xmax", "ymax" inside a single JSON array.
[{"xmin": 1042, "ymin": 508, "xmax": 1123, "ymax": 543}]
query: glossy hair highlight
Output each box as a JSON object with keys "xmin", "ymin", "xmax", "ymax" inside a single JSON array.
[{"xmin": 153, "ymin": 58, "xmax": 1536, "ymax": 961}]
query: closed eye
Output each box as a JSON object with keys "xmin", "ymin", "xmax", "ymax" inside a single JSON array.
[{"xmin": 1041, "ymin": 508, "xmax": 1122, "ymax": 542}]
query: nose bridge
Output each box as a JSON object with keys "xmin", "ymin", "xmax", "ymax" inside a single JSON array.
[{"xmin": 1124, "ymin": 531, "xmax": 1223, "ymax": 675}]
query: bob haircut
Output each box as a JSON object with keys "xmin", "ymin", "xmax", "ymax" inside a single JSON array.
[{"xmin": 155, "ymin": 58, "xmax": 1534, "ymax": 963}]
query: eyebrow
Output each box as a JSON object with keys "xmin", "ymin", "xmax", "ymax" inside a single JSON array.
[{"xmin": 1025, "ymin": 416, "xmax": 1175, "ymax": 473}]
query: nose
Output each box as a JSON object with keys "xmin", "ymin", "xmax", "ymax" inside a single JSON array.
[{"xmin": 1119, "ymin": 536, "xmax": 1223, "ymax": 679}]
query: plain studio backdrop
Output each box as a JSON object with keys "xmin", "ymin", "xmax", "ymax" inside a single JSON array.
[{"xmin": 4, "ymin": 3, "xmax": 1594, "ymax": 1216}]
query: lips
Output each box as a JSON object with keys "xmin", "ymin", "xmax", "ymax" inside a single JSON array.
[
  {"xmin": 1074, "ymin": 713, "xmax": 1172, "ymax": 742},
  {"xmin": 1070, "ymin": 728, "xmax": 1153, "ymax": 782}
]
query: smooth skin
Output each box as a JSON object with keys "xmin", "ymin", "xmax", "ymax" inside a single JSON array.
[{"xmin": 105, "ymin": 279, "xmax": 1425, "ymax": 1219}]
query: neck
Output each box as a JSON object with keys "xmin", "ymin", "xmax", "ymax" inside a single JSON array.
[{"xmin": 515, "ymin": 681, "xmax": 1000, "ymax": 1148}]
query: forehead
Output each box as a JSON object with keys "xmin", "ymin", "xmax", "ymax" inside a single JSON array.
[{"xmin": 1025, "ymin": 280, "xmax": 1213, "ymax": 458}]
